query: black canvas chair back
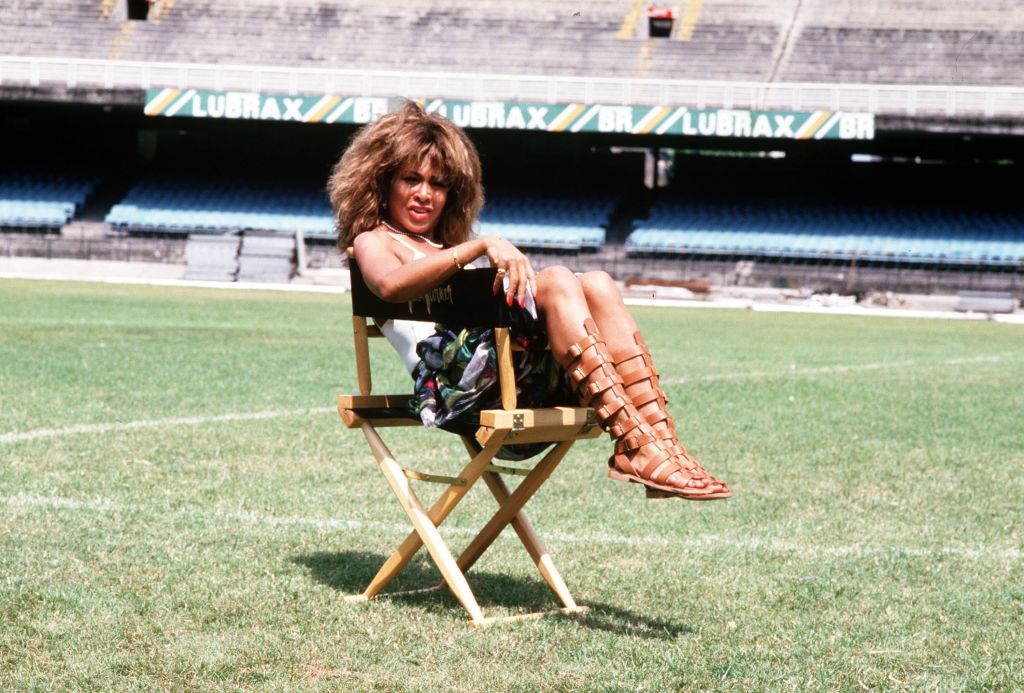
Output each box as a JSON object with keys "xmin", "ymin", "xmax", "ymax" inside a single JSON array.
[{"xmin": 349, "ymin": 257, "xmax": 511, "ymax": 329}]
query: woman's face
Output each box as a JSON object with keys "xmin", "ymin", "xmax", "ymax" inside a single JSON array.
[{"xmin": 386, "ymin": 158, "xmax": 449, "ymax": 238}]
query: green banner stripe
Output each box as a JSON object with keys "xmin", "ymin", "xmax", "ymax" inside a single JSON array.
[{"xmin": 143, "ymin": 89, "xmax": 875, "ymax": 140}]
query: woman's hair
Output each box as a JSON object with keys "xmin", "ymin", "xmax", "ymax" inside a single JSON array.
[{"xmin": 328, "ymin": 100, "xmax": 484, "ymax": 250}]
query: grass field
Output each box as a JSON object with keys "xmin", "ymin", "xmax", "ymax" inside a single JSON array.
[{"xmin": 2, "ymin": 278, "xmax": 1022, "ymax": 691}]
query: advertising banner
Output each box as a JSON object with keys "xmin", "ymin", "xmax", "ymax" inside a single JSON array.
[{"xmin": 144, "ymin": 89, "xmax": 875, "ymax": 140}]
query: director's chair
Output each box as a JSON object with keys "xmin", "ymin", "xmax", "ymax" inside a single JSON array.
[{"xmin": 337, "ymin": 254, "xmax": 601, "ymax": 627}]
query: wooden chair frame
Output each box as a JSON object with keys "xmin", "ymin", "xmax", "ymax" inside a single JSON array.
[{"xmin": 337, "ymin": 255, "xmax": 600, "ymax": 627}]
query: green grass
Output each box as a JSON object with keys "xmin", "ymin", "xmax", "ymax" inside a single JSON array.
[{"xmin": 2, "ymin": 278, "xmax": 1022, "ymax": 691}]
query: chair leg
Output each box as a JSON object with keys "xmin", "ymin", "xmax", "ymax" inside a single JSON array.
[
  {"xmin": 358, "ymin": 422, "xmax": 506, "ymax": 625},
  {"xmin": 447, "ymin": 440, "xmax": 574, "ymax": 585},
  {"xmin": 480, "ymin": 471, "xmax": 583, "ymax": 612},
  {"xmin": 358, "ymin": 421, "xmax": 509, "ymax": 610}
]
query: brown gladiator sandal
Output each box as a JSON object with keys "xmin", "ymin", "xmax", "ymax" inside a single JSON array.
[
  {"xmin": 611, "ymin": 331, "xmax": 731, "ymax": 500},
  {"xmin": 559, "ymin": 319, "xmax": 718, "ymax": 499}
]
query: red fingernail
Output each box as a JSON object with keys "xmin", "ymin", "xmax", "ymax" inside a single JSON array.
[
  {"xmin": 506, "ymin": 294, "xmax": 513, "ymax": 307},
  {"xmin": 519, "ymin": 296, "xmax": 526, "ymax": 308}
]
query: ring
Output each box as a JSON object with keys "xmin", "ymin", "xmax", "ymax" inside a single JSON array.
[{"xmin": 496, "ymin": 268, "xmax": 507, "ymax": 276}]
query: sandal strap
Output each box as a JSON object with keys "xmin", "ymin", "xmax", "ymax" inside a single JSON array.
[
  {"xmin": 610, "ymin": 343, "xmax": 645, "ymax": 363},
  {"xmin": 567, "ymin": 333, "xmax": 599, "ymax": 359},
  {"xmin": 629, "ymin": 388, "xmax": 664, "ymax": 408},
  {"xmin": 594, "ymin": 394, "xmax": 630, "ymax": 422},
  {"xmin": 608, "ymin": 415, "xmax": 643, "ymax": 439},
  {"xmin": 575, "ymin": 368, "xmax": 618, "ymax": 403},
  {"xmin": 569, "ymin": 353, "xmax": 613, "ymax": 385},
  {"xmin": 614, "ymin": 430, "xmax": 657, "ymax": 453},
  {"xmin": 580, "ymin": 375, "xmax": 620, "ymax": 399},
  {"xmin": 644, "ymin": 408, "xmax": 672, "ymax": 428},
  {"xmin": 619, "ymin": 363, "xmax": 656, "ymax": 386},
  {"xmin": 638, "ymin": 450, "xmax": 681, "ymax": 485}
]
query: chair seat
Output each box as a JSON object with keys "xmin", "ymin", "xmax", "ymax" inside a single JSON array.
[
  {"xmin": 339, "ymin": 395, "xmax": 599, "ymax": 444},
  {"xmin": 341, "ymin": 403, "xmax": 481, "ymax": 438}
]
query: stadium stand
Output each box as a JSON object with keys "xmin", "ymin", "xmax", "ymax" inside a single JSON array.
[
  {"xmin": 105, "ymin": 168, "xmax": 333, "ymax": 238},
  {"xmin": 778, "ymin": 0, "xmax": 1024, "ymax": 86},
  {"xmin": 0, "ymin": 165, "xmax": 102, "ymax": 231},
  {"xmin": 479, "ymin": 192, "xmax": 613, "ymax": 251},
  {"xmin": 1, "ymin": 0, "xmax": 1021, "ymax": 294},
  {"xmin": 4, "ymin": 0, "xmax": 1018, "ymax": 87},
  {"xmin": 626, "ymin": 195, "xmax": 1024, "ymax": 266}
]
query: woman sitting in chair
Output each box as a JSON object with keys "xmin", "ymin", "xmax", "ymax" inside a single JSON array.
[{"xmin": 329, "ymin": 101, "xmax": 730, "ymax": 501}]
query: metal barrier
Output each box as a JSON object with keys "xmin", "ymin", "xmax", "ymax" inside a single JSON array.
[{"xmin": 2, "ymin": 56, "xmax": 1024, "ymax": 119}]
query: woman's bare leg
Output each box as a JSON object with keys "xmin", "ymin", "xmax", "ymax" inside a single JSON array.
[
  {"xmin": 532, "ymin": 267, "xmax": 722, "ymax": 497},
  {"xmin": 533, "ymin": 266, "xmax": 592, "ymax": 355},
  {"xmin": 578, "ymin": 271, "xmax": 729, "ymax": 496}
]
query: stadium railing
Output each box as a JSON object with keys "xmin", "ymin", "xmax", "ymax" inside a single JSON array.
[{"xmin": 3, "ymin": 56, "xmax": 1024, "ymax": 120}]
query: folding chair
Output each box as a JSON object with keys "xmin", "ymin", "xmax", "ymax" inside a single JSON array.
[{"xmin": 337, "ymin": 253, "xmax": 601, "ymax": 627}]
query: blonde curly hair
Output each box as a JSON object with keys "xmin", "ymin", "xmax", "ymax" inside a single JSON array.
[{"xmin": 328, "ymin": 100, "xmax": 484, "ymax": 250}]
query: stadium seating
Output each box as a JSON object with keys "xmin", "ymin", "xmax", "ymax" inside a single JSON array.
[
  {"xmin": 7, "ymin": 1, "xmax": 1021, "ymax": 87},
  {"xmin": 102, "ymin": 168, "xmax": 613, "ymax": 248},
  {"xmin": 105, "ymin": 171, "xmax": 334, "ymax": 238},
  {"xmin": 0, "ymin": 166, "xmax": 102, "ymax": 230},
  {"xmin": 775, "ymin": 0, "xmax": 1024, "ymax": 85},
  {"xmin": 478, "ymin": 193, "xmax": 613, "ymax": 251},
  {"xmin": 626, "ymin": 197, "xmax": 1024, "ymax": 266}
]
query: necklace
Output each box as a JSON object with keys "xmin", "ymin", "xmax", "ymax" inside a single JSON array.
[{"xmin": 381, "ymin": 220, "xmax": 444, "ymax": 248}]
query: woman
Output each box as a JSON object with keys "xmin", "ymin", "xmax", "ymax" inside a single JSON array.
[{"xmin": 329, "ymin": 101, "xmax": 729, "ymax": 500}]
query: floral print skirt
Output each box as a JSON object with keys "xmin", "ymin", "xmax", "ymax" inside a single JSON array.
[{"xmin": 409, "ymin": 308, "xmax": 575, "ymax": 460}]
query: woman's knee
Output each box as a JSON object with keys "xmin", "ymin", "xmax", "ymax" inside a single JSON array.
[
  {"xmin": 579, "ymin": 271, "xmax": 620, "ymax": 302},
  {"xmin": 536, "ymin": 265, "xmax": 580, "ymax": 299}
]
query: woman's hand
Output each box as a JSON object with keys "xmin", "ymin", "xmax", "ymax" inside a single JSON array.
[{"xmin": 482, "ymin": 236, "xmax": 536, "ymax": 308}]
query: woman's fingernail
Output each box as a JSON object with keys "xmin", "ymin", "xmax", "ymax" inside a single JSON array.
[
  {"xmin": 506, "ymin": 294, "xmax": 513, "ymax": 306},
  {"xmin": 519, "ymin": 296, "xmax": 526, "ymax": 308}
]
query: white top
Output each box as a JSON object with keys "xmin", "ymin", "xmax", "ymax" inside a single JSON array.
[
  {"xmin": 380, "ymin": 318, "xmax": 436, "ymax": 373},
  {"xmin": 379, "ymin": 231, "xmax": 440, "ymax": 373}
]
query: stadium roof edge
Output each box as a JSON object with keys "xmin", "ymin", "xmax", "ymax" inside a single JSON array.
[{"xmin": 2, "ymin": 55, "xmax": 1023, "ymax": 127}]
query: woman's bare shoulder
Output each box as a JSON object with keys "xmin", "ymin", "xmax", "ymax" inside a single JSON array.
[
  {"xmin": 353, "ymin": 227, "xmax": 406, "ymax": 270},
  {"xmin": 352, "ymin": 227, "xmax": 388, "ymax": 253}
]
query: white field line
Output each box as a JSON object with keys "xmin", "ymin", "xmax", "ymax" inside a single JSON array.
[
  {"xmin": 664, "ymin": 354, "xmax": 1006, "ymax": 385},
  {"xmin": 625, "ymin": 296, "xmax": 1024, "ymax": 324},
  {"xmin": 2, "ymin": 355, "xmax": 1010, "ymax": 442},
  {"xmin": 0, "ymin": 316, "xmax": 325, "ymax": 332},
  {"xmin": 3, "ymin": 491, "xmax": 1020, "ymax": 563},
  {"xmin": 0, "ymin": 407, "xmax": 336, "ymax": 444},
  {"xmin": 0, "ymin": 271, "xmax": 347, "ymax": 294}
]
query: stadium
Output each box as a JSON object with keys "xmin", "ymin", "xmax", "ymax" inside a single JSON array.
[{"xmin": 2, "ymin": 1, "xmax": 1023, "ymax": 689}]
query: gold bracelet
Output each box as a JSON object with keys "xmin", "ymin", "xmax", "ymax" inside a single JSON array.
[{"xmin": 452, "ymin": 247, "xmax": 463, "ymax": 270}]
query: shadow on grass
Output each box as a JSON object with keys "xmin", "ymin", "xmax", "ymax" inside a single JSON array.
[{"xmin": 292, "ymin": 550, "xmax": 693, "ymax": 639}]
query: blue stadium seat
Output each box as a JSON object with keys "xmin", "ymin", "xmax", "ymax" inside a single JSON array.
[
  {"xmin": 105, "ymin": 172, "xmax": 334, "ymax": 238},
  {"xmin": 0, "ymin": 167, "xmax": 102, "ymax": 230},
  {"xmin": 627, "ymin": 196, "xmax": 1024, "ymax": 267}
]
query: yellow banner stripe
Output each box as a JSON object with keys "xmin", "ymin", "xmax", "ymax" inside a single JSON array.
[
  {"xmin": 548, "ymin": 104, "xmax": 586, "ymax": 132},
  {"xmin": 634, "ymin": 106, "xmax": 672, "ymax": 134},
  {"xmin": 798, "ymin": 111, "xmax": 832, "ymax": 139},
  {"xmin": 306, "ymin": 96, "xmax": 341, "ymax": 123},
  {"xmin": 144, "ymin": 88, "xmax": 180, "ymax": 116}
]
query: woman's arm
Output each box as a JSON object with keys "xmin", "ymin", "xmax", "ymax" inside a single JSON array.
[{"xmin": 354, "ymin": 232, "xmax": 537, "ymax": 305}]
